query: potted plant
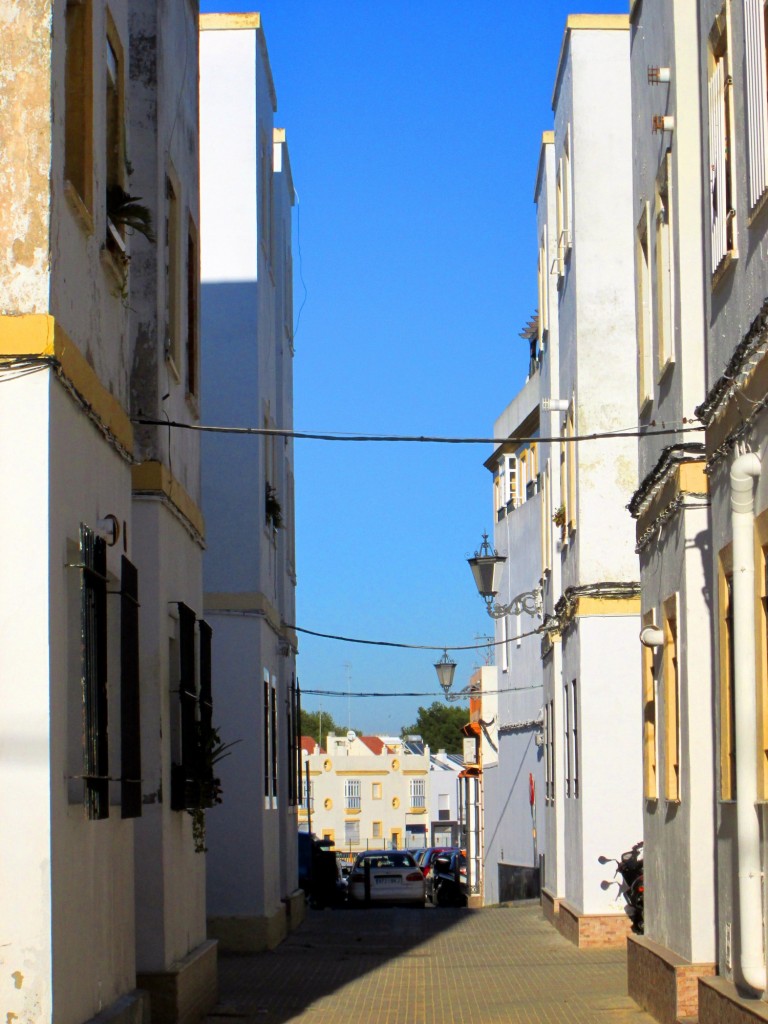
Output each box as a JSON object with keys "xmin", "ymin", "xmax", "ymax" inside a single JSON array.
[
  {"xmin": 552, "ymin": 505, "xmax": 566, "ymax": 528},
  {"xmin": 265, "ymin": 483, "xmax": 283, "ymax": 530}
]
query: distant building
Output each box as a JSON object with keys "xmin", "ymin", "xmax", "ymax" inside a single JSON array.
[{"xmin": 301, "ymin": 733, "xmax": 442, "ymax": 852}]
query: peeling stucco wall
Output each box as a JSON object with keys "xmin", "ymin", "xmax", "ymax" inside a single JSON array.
[{"xmin": 0, "ymin": 1, "xmax": 53, "ymax": 313}]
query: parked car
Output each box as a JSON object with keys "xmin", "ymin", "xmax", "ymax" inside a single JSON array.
[
  {"xmin": 347, "ymin": 850, "xmax": 425, "ymax": 906},
  {"xmin": 426, "ymin": 849, "xmax": 468, "ymax": 907},
  {"xmin": 298, "ymin": 832, "xmax": 347, "ymax": 908},
  {"xmin": 416, "ymin": 846, "xmax": 456, "ymax": 884}
]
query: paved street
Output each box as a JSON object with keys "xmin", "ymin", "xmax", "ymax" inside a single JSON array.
[{"xmin": 205, "ymin": 903, "xmax": 655, "ymax": 1024}]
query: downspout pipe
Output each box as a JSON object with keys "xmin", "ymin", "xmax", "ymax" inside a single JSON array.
[{"xmin": 730, "ymin": 451, "xmax": 765, "ymax": 995}]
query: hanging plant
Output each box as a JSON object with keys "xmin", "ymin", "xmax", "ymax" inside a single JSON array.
[
  {"xmin": 552, "ymin": 505, "xmax": 566, "ymax": 528},
  {"xmin": 265, "ymin": 483, "xmax": 283, "ymax": 529},
  {"xmin": 106, "ymin": 184, "xmax": 155, "ymax": 242}
]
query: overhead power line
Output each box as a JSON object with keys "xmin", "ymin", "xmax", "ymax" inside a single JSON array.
[
  {"xmin": 301, "ymin": 682, "xmax": 544, "ymax": 699},
  {"xmin": 289, "ymin": 623, "xmax": 544, "ymax": 651},
  {"xmin": 133, "ymin": 417, "xmax": 704, "ymax": 445}
]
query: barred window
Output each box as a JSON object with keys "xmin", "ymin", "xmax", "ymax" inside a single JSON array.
[
  {"xmin": 81, "ymin": 524, "xmax": 108, "ymax": 820},
  {"xmin": 344, "ymin": 778, "xmax": 361, "ymax": 810},
  {"xmin": 409, "ymin": 777, "xmax": 426, "ymax": 809}
]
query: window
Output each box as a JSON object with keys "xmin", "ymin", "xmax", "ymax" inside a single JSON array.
[
  {"xmin": 709, "ymin": 4, "xmax": 738, "ymax": 275},
  {"xmin": 300, "ymin": 777, "xmax": 312, "ymax": 810},
  {"xmin": 663, "ymin": 597, "xmax": 681, "ymax": 802},
  {"xmin": 564, "ymin": 680, "xmax": 571, "ymax": 798},
  {"xmin": 259, "ymin": 130, "xmax": 273, "ymax": 264},
  {"xmin": 261, "ymin": 672, "xmax": 278, "ymax": 808},
  {"xmin": 410, "ymin": 778, "xmax": 426, "ymax": 809},
  {"xmin": 64, "ymin": 0, "xmax": 93, "ymax": 212},
  {"xmin": 165, "ymin": 173, "xmax": 181, "ymax": 372},
  {"xmin": 719, "ymin": 558, "xmax": 737, "ymax": 799},
  {"xmin": 344, "ymin": 778, "xmax": 361, "ymax": 810},
  {"xmin": 545, "ymin": 700, "xmax": 554, "ymax": 804},
  {"xmin": 372, "ymin": 781, "xmax": 382, "ymax": 799},
  {"xmin": 372, "ymin": 821, "xmax": 383, "ymax": 839},
  {"xmin": 344, "ymin": 819, "xmax": 360, "ymax": 846},
  {"xmin": 104, "ymin": 21, "xmax": 125, "ymax": 260},
  {"xmin": 541, "ymin": 460, "xmax": 552, "ymax": 574},
  {"xmin": 186, "ymin": 219, "xmax": 199, "ymax": 399},
  {"xmin": 562, "ymin": 127, "xmax": 573, "ymax": 252},
  {"xmin": 744, "ymin": 0, "xmax": 768, "ymax": 209},
  {"xmin": 537, "ymin": 233, "xmax": 549, "ymax": 340},
  {"xmin": 572, "ymin": 679, "xmax": 580, "ymax": 798},
  {"xmin": 120, "ymin": 556, "xmax": 141, "ymax": 818},
  {"xmin": 642, "ymin": 612, "xmax": 658, "ymax": 800},
  {"xmin": 635, "ymin": 203, "xmax": 653, "ymax": 409},
  {"xmin": 501, "ymin": 616, "xmax": 509, "ymax": 673},
  {"xmin": 287, "ymin": 675, "xmax": 300, "ymax": 806},
  {"xmin": 170, "ymin": 604, "xmax": 216, "ymax": 812},
  {"xmin": 655, "ymin": 154, "xmax": 675, "ymax": 374},
  {"xmin": 80, "ymin": 524, "xmax": 108, "ymax": 820}
]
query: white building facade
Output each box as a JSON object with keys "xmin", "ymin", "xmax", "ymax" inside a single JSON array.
[
  {"xmin": 0, "ymin": 2, "xmax": 214, "ymax": 1023},
  {"xmin": 200, "ymin": 13, "xmax": 302, "ymax": 955},
  {"xmin": 624, "ymin": 2, "xmax": 716, "ymax": 1022}
]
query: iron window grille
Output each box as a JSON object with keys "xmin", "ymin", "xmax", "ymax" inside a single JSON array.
[{"xmin": 80, "ymin": 523, "xmax": 109, "ymax": 820}]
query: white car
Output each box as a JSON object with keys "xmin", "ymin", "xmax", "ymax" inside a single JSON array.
[{"xmin": 347, "ymin": 850, "xmax": 425, "ymax": 906}]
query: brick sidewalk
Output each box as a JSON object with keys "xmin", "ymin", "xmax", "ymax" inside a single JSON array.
[{"xmin": 205, "ymin": 903, "xmax": 655, "ymax": 1024}]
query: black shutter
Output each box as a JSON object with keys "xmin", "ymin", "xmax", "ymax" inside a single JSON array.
[
  {"xmin": 171, "ymin": 603, "xmax": 197, "ymax": 810},
  {"xmin": 81, "ymin": 524, "xmax": 108, "ymax": 820},
  {"xmin": 120, "ymin": 556, "xmax": 141, "ymax": 818}
]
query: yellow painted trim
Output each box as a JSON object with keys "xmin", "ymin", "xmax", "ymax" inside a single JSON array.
[
  {"xmin": 636, "ymin": 460, "xmax": 709, "ymax": 540},
  {"xmin": 200, "ymin": 13, "xmax": 261, "ymax": 29},
  {"xmin": 642, "ymin": 610, "xmax": 658, "ymax": 800},
  {"xmin": 0, "ymin": 312, "xmax": 55, "ymax": 355},
  {"xmin": 344, "ymin": 808, "xmax": 361, "ymax": 815},
  {"xmin": 401, "ymin": 769, "xmax": 428, "ymax": 776},
  {"xmin": 203, "ymin": 590, "xmax": 297, "ymax": 648},
  {"xmin": 408, "ymin": 807, "xmax": 427, "ymax": 815},
  {"xmin": 132, "ymin": 461, "xmax": 205, "ymax": 538},
  {"xmin": 718, "ymin": 545, "xmax": 735, "ymax": 800},
  {"xmin": 662, "ymin": 596, "xmax": 680, "ymax": 802},
  {"xmin": 333, "ymin": 770, "xmax": 388, "ymax": 777},
  {"xmin": 574, "ymin": 596, "xmax": 641, "ymax": 617},
  {"xmin": 0, "ymin": 314, "xmax": 134, "ymax": 453}
]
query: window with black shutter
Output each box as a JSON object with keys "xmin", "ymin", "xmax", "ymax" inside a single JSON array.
[
  {"xmin": 120, "ymin": 556, "xmax": 142, "ymax": 818},
  {"xmin": 171, "ymin": 606, "xmax": 217, "ymax": 811},
  {"xmin": 81, "ymin": 523, "xmax": 109, "ymax": 820}
]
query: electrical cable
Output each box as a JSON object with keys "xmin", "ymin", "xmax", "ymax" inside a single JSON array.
[
  {"xmin": 288, "ymin": 622, "xmax": 544, "ymax": 651},
  {"xmin": 133, "ymin": 418, "xmax": 704, "ymax": 445},
  {"xmin": 300, "ymin": 681, "xmax": 545, "ymax": 699}
]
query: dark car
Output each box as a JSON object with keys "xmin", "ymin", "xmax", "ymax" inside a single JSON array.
[
  {"xmin": 416, "ymin": 846, "xmax": 456, "ymax": 884},
  {"xmin": 426, "ymin": 849, "xmax": 468, "ymax": 907},
  {"xmin": 298, "ymin": 832, "xmax": 347, "ymax": 907}
]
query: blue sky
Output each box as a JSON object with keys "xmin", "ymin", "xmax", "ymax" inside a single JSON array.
[{"xmin": 198, "ymin": 1, "xmax": 626, "ymax": 735}]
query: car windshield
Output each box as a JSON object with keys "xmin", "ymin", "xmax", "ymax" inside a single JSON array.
[{"xmin": 357, "ymin": 853, "xmax": 416, "ymax": 869}]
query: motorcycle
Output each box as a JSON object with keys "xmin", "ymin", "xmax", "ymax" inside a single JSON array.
[{"xmin": 598, "ymin": 841, "xmax": 644, "ymax": 933}]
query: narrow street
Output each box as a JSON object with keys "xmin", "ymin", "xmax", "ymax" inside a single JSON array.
[{"xmin": 205, "ymin": 903, "xmax": 654, "ymax": 1024}]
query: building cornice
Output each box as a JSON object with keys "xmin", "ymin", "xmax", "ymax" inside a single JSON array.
[
  {"xmin": 552, "ymin": 15, "xmax": 629, "ymax": 111},
  {"xmin": 204, "ymin": 590, "xmax": 298, "ymax": 651},
  {"xmin": 200, "ymin": 12, "xmax": 278, "ymax": 112}
]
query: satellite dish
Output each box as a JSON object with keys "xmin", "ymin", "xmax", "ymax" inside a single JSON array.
[{"xmin": 346, "ymin": 730, "xmax": 356, "ymax": 742}]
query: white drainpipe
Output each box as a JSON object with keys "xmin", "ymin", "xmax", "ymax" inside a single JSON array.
[{"xmin": 730, "ymin": 451, "xmax": 766, "ymax": 994}]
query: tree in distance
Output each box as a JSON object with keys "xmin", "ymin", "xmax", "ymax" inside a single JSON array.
[
  {"xmin": 300, "ymin": 709, "xmax": 346, "ymax": 747},
  {"xmin": 402, "ymin": 702, "xmax": 467, "ymax": 755}
]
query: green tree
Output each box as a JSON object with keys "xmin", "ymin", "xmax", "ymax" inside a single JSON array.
[
  {"xmin": 401, "ymin": 702, "xmax": 468, "ymax": 755},
  {"xmin": 300, "ymin": 709, "xmax": 344, "ymax": 748}
]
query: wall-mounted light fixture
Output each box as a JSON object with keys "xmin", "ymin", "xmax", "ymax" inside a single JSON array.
[
  {"xmin": 541, "ymin": 397, "xmax": 570, "ymax": 412},
  {"xmin": 648, "ymin": 66, "xmax": 671, "ymax": 85},
  {"xmin": 97, "ymin": 514, "xmax": 120, "ymax": 547},
  {"xmin": 652, "ymin": 115, "xmax": 674, "ymax": 134},
  {"xmin": 467, "ymin": 533, "xmax": 542, "ymax": 620}
]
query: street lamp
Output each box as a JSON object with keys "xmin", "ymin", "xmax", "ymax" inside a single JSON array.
[
  {"xmin": 467, "ymin": 532, "xmax": 543, "ymax": 620},
  {"xmin": 434, "ymin": 649, "xmax": 479, "ymax": 703}
]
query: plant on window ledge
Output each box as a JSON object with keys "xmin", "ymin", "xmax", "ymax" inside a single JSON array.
[
  {"xmin": 177, "ymin": 726, "xmax": 241, "ymax": 853},
  {"xmin": 552, "ymin": 505, "xmax": 566, "ymax": 528},
  {"xmin": 106, "ymin": 184, "xmax": 155, "ymax": 242},
  {"xmin": 265, "ymin": 483, "xmax": 283, "ymax": 530}
]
